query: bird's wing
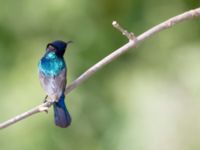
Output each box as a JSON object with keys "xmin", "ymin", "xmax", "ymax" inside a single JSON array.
[{"xmin": 39, "ymin": 68, "xmax": 67, "ymax": 99}]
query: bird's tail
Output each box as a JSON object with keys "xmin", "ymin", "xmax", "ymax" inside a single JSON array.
[{"xmin": 53, "ymin": 94, "xmax": 71, "ymax": 128}]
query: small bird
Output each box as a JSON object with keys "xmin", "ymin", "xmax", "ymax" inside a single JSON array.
[{"xmin": 38, "ymin": 40, "xmax": 72, "ymax": 128}]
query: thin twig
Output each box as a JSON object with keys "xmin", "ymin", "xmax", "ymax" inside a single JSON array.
[
  {"xmin": 112, "ymin": 21, "xmax": 136, "ymax": 41},
  {"xmin": 1, "ymin": 7, "xmax": 200, "ymax": 129}
]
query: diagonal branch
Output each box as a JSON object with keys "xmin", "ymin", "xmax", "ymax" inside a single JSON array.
[{"xmin": 1, "ymin": 7, "xmax": 200, "ymax": 129}]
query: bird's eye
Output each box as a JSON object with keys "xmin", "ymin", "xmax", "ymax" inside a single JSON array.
[{"xmin": 47, "ymin": 45, "xmax": 56, "ymax": 52}]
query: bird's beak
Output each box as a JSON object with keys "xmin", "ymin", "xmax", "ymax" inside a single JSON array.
[{"xmin": 66, "ymin": 41, "xmax": 73, "ymax": 44}]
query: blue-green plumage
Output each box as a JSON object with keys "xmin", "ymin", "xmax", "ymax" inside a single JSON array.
[
  {"xmin": 38, "ymin": 40, "xmax": 72, "ymax": 128},
  {"xmin": 39, "ymin": 52, "xmax": 66, "ymax": 77}
]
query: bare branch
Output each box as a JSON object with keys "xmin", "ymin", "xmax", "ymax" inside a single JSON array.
[{"xmin": 1, "ymin": 7, "xmax": 200, "ymax": 129}]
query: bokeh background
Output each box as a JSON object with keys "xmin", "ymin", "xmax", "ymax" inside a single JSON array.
[{"xmin": 0, "ymin": 0, "xmax": 200, "ymax": 150}]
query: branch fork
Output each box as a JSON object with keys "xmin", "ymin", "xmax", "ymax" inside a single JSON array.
[{"xmin": 112, "ymin": 21, "xmax": 136, "ymax": 41}]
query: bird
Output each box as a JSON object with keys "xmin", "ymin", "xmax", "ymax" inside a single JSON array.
[{"xmin": 38, "ymin": 40, "xmax": 72, "ymax": 128}]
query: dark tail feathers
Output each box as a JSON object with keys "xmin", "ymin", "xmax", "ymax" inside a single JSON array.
[{"xmin": 53, "ymin": 94, "xmax": 71, "ymax": 128}]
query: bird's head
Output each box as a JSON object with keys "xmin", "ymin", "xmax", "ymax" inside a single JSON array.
[{"xmin": 46, "ymin": 40, "xmax": 72, "ymax": 57}]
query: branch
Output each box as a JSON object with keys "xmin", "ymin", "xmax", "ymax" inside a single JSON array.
[{"xmin": 1, "ymin": 7, "xmax": 200, "ymax": 129}]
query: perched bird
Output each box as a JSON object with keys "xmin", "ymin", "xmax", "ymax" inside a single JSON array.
[{"xmin": 38, "ymin": 40, "xmax": 72, "ymax": 128}]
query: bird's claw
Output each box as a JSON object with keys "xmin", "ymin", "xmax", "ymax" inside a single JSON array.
[
  {"xmin": 43, "ymin": 95, "xmax": 48, "ymax": 103},
  {"xmin": 43, "ymin": 95, "xmax": 56, "ymax": 103}
]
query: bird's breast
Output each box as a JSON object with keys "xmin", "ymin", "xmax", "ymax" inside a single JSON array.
[{"xmin": 39, "ymin": 56, "xmax": 66, "ymax": 77}]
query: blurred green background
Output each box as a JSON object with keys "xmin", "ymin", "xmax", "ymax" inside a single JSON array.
[{"xmin": 0, "ymin": 0, "xmax": 200, "ymax": 150}]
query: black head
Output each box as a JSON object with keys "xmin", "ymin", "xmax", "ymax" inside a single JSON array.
[{"xmin": 46, "ymin": 40, "xmax": 72, "ymax": 57}]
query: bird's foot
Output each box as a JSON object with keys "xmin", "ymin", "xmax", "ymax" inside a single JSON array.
[
  {"xmin": 43, "ymin": 95, "xmax": 48, "ymax": 103},
  {"xmin": 43, "ymin": 95, "xmax": 58, "ymax": 104},
  {"xmin": 46, "ymin": 96, "xmax": 56, "ymax": 103},
  {"xmin": 42, "ymin": 95, "xmax": 49, "ymax": 113}
]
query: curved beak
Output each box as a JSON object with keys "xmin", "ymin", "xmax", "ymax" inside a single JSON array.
[{"xmin": 66, "ymin": 41, "xmax": 73, "ymax": 44}]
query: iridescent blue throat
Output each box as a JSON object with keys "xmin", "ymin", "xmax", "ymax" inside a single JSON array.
[{"xmin": 39, "ymin": 52, "xmax": 66, "ymax": 77}]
